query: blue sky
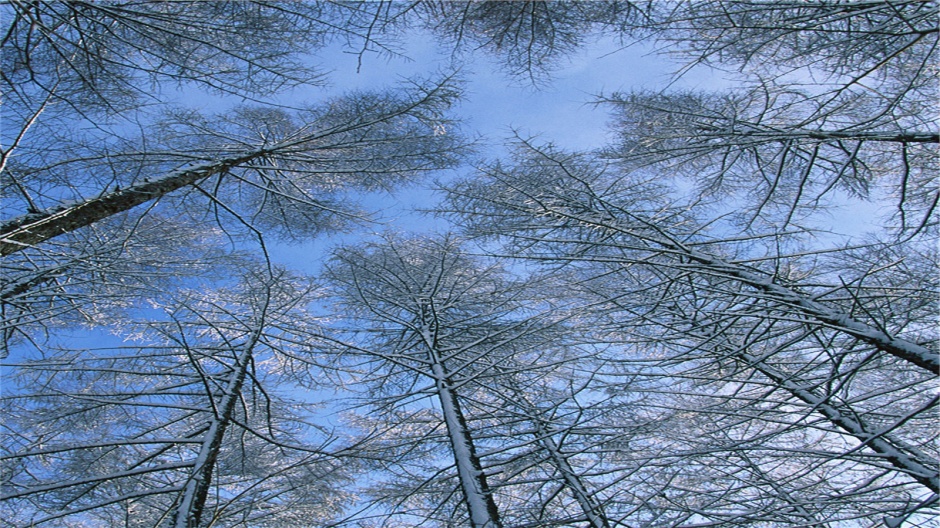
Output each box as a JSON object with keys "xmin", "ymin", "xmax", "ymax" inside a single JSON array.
[
  {"xmin": 182, "ymin": 30, "xmax": 734, "ymax": 271},
  {"xmin": 199, "ymin": 28, "xmax": 880, "ymax": 273}
]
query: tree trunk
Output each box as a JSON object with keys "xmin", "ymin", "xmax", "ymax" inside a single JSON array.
[
  {"xmin": 420, "ymin": 300, "xmax": 503, "ymax": 528},
  {"xmin": 532, "ymin": 419, "xmax": 610, "ymax": 528},
  {"xmin": 547, "ymin": 205, "xmax": 939, "ymax": 374},
  {"xmin": 744, "ymin": 352, "xmax": 939, "ymax": 494},
  {"xmin": 170, "ymin": 327, "xmax": 262, "ymax": 528},
  {"xmin": 1, "ymin": 151, "xmax": 264, "ymax": 256}
]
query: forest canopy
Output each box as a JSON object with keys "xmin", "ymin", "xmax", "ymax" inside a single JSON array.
[{"xmin": 1, "ymin": 2, "xmax": 937, "ymax": 527}]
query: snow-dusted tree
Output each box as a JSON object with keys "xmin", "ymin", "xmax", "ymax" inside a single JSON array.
[
  {"xmin": 1, "ymin": 0, "xmax": 349, "ymax": 235},
  {"xmin": 0, "ymin": 213, "xmax": 237, "ymax": 359},
  {"xmin": 1, "ymin": 266, "xmax": 352, "ymax": 527},
  {"xmin": 599, "ymin": 83, "xmax": 937, "ymax": 237},
  {"xmin": 324, "ymin": 235, "xmax": 517, "ymax": 528},
  {"xmin": 1, "ymin": 0, "xmax": 468, "ymax": 362},
  {"xmin": 441, "ymin": 140, "xmax": 938, "ymax": 525},
  {"xmin": 0, "ymin": 1, "xmax": 343, "ymax": 113},
  {"xmin": 652, "ymin": 1, "xmax": 937, "ymax": 93},
  {"xmin": 1, "ymin": 78, "xmax": 464, "ymax": 257},
  {"xmin": 330, "ymin": 1, "xmax": 651, "ymax": 85},
  {"xmin": 1, "ymin": 77, "xmax": 466, "ymax": 363},
  {"xmin": 598, "ymin": 0, "xmax": 938, "ymax": 237},
  {"xmin": 370, "ymin": 1, "xmax": 937, "ymax": 235},
  {"xmin": 469, "ymin": 363, "xmax": 616, "ymax": 528},
  {"xmin": 324, "ymin": 233, "xmax": 631, "ymax": 528},
  {"xmin": 406, "ymin": 0, "xmax": 651, "ymax": 83}
]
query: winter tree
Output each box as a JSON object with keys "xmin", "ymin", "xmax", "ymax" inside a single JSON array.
[
  {"xmin": 1, "ymin": 265, "xmax": 352, "ymax": 527},
  {"xmin": 2, "ymin": 1, "xmax": 937, "ymax": 527},
  {"xmin": 441, "ymin": 140, "xmax": 938, "ymax": 525},
  {"xmin": 323, "ymin": 235, "xmax": 517, "ymax": 528},
  {"xmin": 1, "ymin": 0, "xmax": 467, "ymax": 358},
  {"xmin": 599, "ymin": 0, "xmax": 938, "ymax": 237},
  {"xmin": 1, "ymin": 73, "xmax": 465, "ymax": 357}
]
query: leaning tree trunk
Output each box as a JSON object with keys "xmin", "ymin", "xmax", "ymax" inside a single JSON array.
[
  {"xmin": 169, "ymin": 327, "xmax": 263, "ymax": 528},
  {"xmin": 419, "ymin": 299, "xmax": 503, "ymax": 528},
  {"xmin": 529, "ymin": 409, "xmax": 609, "ymax": 528},
  {"xmin": 679, "ymin": 323, "xmax": 939, "ymax": 495},
  {"xmin": 744, "ymin": 350, "xmax": 938, "ymax": 494},
  {"xmin": 0, "ymin": 151, "xmax": 264, "ymax": 256},
  {"xmin": 539, "ymin": 201, "xmax": 939, "ymax": 374}
]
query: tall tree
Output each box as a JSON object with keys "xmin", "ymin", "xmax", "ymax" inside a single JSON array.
[
  {"xmin": 441, "ymin": 140, "xmax": 938, "ymax": 524},
  {"xmin": 325, "ymin": 234, "xmax": 626, "ymax": 528},
  {"xmin": 1, "ymin": 1, "xmax": 337, "ymax": 111},
  {"xmin": 411, "ymin": 0, "xmax": 651, "ymax": 83},
  {"xmin": 598, "ymin": 1, "xmax": 938, "ymax": 237},
  {"xmin": 1, "ymin": 77, "xmax": 466, "ymax": 362},
  {"xmin": 1, "ymin": 0, "xmax": 468, "ymax": 380},
  {"xmin": 324, "ymin": 235, "xmax": 512, "ymax": 528},
  {"xmin": 473, "ymin": 364, "xmax": 615, "ymax": 528},
  {"xmin": 1, "ymin": 79, "xmax": 464, "ymax": 256},
  {"xmin": 599, "ymin": 85, "xmax": 937, "ymax": 237},
  {"xmin": 0, "ymin": 213, "xmax": 233, "ymax": 358},
  {"xmin": 1, "ymin": 266, "xmax": 352, "ymax": 527}
]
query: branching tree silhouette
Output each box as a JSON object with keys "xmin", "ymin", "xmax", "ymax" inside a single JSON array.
[
  {"xmin": 1, "ymin": 266, "xmax": 350, "ymax": 527},
  {"xmin": 442, "ymin": 141, "xmax": 938, "ymax": 524}
]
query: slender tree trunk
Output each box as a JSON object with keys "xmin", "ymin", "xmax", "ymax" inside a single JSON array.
[
  {"xmin": 170, "ymin": 327, "xmax": 263, "ymax": 528},
  {"xmin": 433, "ymin": 370, "xmax": 503, "ymax": 528},
  {"xmin": 0, "ymin": 151, "xmax": 264, "ymax": 256},
  {"xmin": 419, "ymin": 300, "xmax": 502, "ymax": 528},
  {"xmin": 679, "ymin": 321, "xmax": 939, "ymax": 494},
  {"xmin": 547, "ymin": 205, "xmax": 939, "ymax": 373},
  {"xmin": 532, "ymin": 419, "xmax": 610, "ymax": 528},
  {"xmin": 674, "ymin": 245, "xmax": 939, "ymax": 373},
  {"xmin": 501, "ymin": 380, "xmax": 610, "ymax": 528},
  {"xmin": 725, "ymin": 129, "xmax": 940, "ymax": 144},
  {"xmin": 801, "ymin": 131, "xmax": 939, "ymax": 143},
  {"xmin": 744, "ymin": 353, "xmax": 939, "ymax": 493}
]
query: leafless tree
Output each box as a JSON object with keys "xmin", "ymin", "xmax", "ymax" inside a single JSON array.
[
  {"xmin": 1, "ymin": 78, "xmax": 465, "ymax": 256},
  {"xmin": 413, "ymin": 0, "xmax": 651, "ymax": 83},
  {"xmin": 323, "ymin": 235, "xmax": 518, "ymax": 528},
  {"xmin": 323, "ymin": 233, "xmax": 637, "ymax": 528},
  {"xmin": 471, "ymin": 363, "xmax": 616, "ymax": 528},
  {"xmin": 1, "ymin": 266, "xmax": 352, "ymax": 527},
  {"xmin": 1, "ymin": 77, "xmax": 466, "ymax": 365},
  {"xmin": 598, "ymin": 1, "xmax": 938, "ymax": 238},
  {"xmin": 441, "ymin": 140, "xmax": 938, "ymax": 525},
  {"xmin": 599, "ymin": 84, "xmax": 937, "ymax": 237}
]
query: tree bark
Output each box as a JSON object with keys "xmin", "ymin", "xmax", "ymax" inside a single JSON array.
[
  {"xmin": 170, "ymin": 327, "xmax": 263, "ymax": 528},
  {"xmin": 1, "ymin": 151, "xmax": 264, "ymax": 256},
  {"xmin": 420, "ymin": 300, "xmax": 503, "ymax": 528}
]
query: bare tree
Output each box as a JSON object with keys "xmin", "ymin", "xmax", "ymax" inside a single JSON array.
[
  {"xmin": 473, "ymin": 364, "xmax": 615, "ymax": 528},
  {"xmin": 1, "ymin": 1, "xmax": 339, "ymax": 108},
  {"xmin": 324, "ymin": 235, "xmax": 515, "ymax": 528},
  {"xmin": 0, "ymin": 213, "xmax": 237, "ymax": 358},
  {"xmin": 1, "ymin": 77, "xmax": 466, "ymax": 364},
  {"xmin": 324, "ymin": 233, "xmax": 631, "ymax": 528},
  {"xmin": 441, "ymin": 140, "xmax": 938, "ymax": 524},
  {"xmin": 595, "ymin": 1, "xmax": 938, "ymax": 237},
  {"xmin": 0, "ymin": 1, "xmax": 364, "ymax": 193},
  {"xmin": 599, "ymin": 85, "xmax": 938, "ymax": 236},
  {"xmin": 652, "ymin": 1, "xmax": 937, "ymax": 92},
  {"xmin": 1, "ymin": 266, "xmax": 352, "ymax": 527},
  {"xmin": 1, "ymin": 78, "xmax": 465, "ymax": 256},
  {"xmin": 413, "ymin": 0, "xmax": 651, "ymax": 83},
  {"xmin": 1, "ymin": 1, "xmax": 467, "ymax": 365}
]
